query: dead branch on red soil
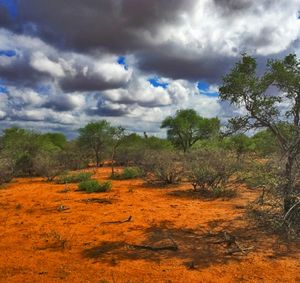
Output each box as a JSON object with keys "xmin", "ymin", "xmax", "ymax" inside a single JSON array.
[
  {"xmin": 213, "ymin": 230, "xmax": 254, "ymax": 255},
  {"xmin": 101, "ymin": 215, "xmax": 132, "ymax": 224},
  {"xmin": 80, "ymin": 198, "xmax": 113, "ymax": 204}
]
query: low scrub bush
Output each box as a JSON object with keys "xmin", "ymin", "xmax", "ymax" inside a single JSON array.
[
  {"xmin": 33, "ymin": 151, "xmax": 63, "ymax": 181},
  {"xmin": 110, "ymin": 167, "xmax": 142, "ymax": 180},
  {"xmin": 0, "ymin": 155, "xmax": 14, "ymax": 185},
  {"xmin": 142, "ymin": 150, "xmax": 184, "ymax": 184},
  {"xmin": 185, "ymin": 149, "xmax": 237, "ymax": 192},
  {"xmin": 78, "ymin": 180, "xmax": 112, "ymax": 193},
  {"xmin": 56, "ymin": 172, "xmax": 93, "ymax": 184}
]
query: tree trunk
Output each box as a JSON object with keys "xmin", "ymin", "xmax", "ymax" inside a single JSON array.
[
  {"xmin": 111, "ymin": 148, "xmax": 116, "ymax": 176},
  {"xmin": 284, "ymin": 153, "xmax": 296, "ymax": 213},
  {"xmin": 96, "ymin": 152, "xmax": 100, "ymax": 167}
]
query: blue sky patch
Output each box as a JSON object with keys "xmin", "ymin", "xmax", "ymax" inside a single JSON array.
[
  {"xmin": 36, "ymin": 84, "xmax": 52, "ymax": 95},
  {"xmin": 148, "ymin": 77, "xmax": 168, "ymax": 89},
  {"xmin": 0, "ymin": 50, "xmax": 17, "ymax": 57},
  {"xmin": 0, "ymin": 0, "xmax": 18, "ymax": 19},
  {"xmin": 197, "ymin": 80, "xmax": 219, "ymax": 97},
  {"xmin": 117, "ymin": 56, "xmax": 128, "ymax": 70},
  {"xmin": 0, "ymin": 85, "xmax": 8, "ymax": 94}
]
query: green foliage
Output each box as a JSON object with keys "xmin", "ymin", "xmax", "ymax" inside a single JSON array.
[
  {"xmin": 58, "ymin": 140, "xmax": 89, "ymax": 170},
  {"xmin": 78, "ymin": 120, "xmax": 113, "ymax": 167},
  {"xmin": 142, "ymin": 150, "xmax": 184, "ymax": 184},
  {"xmin": 237, "ymin": 158, "xmax": 284, "ymax": 190},
  {"xmin": 161, "ymin": 109, "xmax": 220, "ymax": 152},
  {"xmin": 41, "ymin": 133, "xmax": 67, "ymax": 150},
  {"xmin": 56, "ymin": 172, "xmax": 93, "ymax": 184},
  {"xmin": 219, "ymin": 53, "xmax": 300, "ymax": 200},
  {"xmin": 78, "ymin": 180, "xmax": 112, "ymax": 193},
  {"xmin": 0, "ymin": 154, "xmax": 14, "ymax": 185},
  {"xmin": 33, "ymin": 151, "xmax": 63, "ymax": 181},
  {"xmin": 1, "ymin": 127, "xmax": 68, "ymax": 176},
  {"xmin": 115, "ymin": 134, "xmax": 172, "ymax": 166},
  {"xmin": 185, "ymin": 149, "xmax": 237, "ymax": 191},
  {"xmin": 224, "ymin": 134, "xmax": 254, "ymax": 160},
  {"xmin": 111, "ymin": 167, "xmax": 142, "ymax": 180}
]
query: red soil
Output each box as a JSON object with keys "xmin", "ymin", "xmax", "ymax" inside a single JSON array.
[{"xmin": 0, "ymin": 167, "xmax": 299, "ymax": 283}]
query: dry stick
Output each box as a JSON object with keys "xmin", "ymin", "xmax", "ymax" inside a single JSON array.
[
  {"xmin": 127, "ymin": 234, "xmax": 178, "ymax": 252},
  {"xmin": 283, "ymin": 200, "xmax": 300, "ymax": 221},
  {"xmin": 128, "ymin": 243, "xmax": 178, "ymax": 251},
  {"xmin": 214, "ymin": 231, "xmax": 253, "ymax": 254},
  {"xmin": 101, "ymin": 215, "xmax": 132, "ymax": 224}
]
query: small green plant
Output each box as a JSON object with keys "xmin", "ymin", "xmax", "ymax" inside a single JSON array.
[
  {"xmin": 56, "ymin": 172, "xmax": 93, "ymax": 184},
  {"xmin": 110, "ymin": 167, "xmax": 142, "ymax": 180},
  {"xmin": 78, "ymin": 180, "xmax": 112, "ymax": 193}
]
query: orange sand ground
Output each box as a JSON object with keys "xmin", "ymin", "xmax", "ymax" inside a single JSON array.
[{"xmin": 0, "ymin": 167, "xmax": 299, "ymax": 283}]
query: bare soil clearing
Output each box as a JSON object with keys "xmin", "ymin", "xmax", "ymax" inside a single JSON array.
[{"xmin": 0, "ymin": 167, "xmax": 299, "ymax": 283}]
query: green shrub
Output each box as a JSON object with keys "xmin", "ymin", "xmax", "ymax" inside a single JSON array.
[
  {"xmin": 185, "ymin": 149, "xmax": 237, "ymax": 191},
  {"xmin": 111, "ymin": 167, "xmax": 142, "ymax": 180},
  {"xmin": 56, "ymin": 172, "xmax": 93, "ymax": 184},
  {"xmin": 0, "ymin": 155, "xmax": 14, "ymax": 185},
  {"xmin": 141, "ymin": 150, "xmax": 184, "ymax": 184},
  {"xmin": 78, "ymin": 180, "xmax": 112, "ymax": 193}
]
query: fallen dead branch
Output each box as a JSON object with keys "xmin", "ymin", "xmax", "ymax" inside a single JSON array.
[
  {"xmin": 127, "ymin": 243, "xmax": 178, "ymax": 251},
  {"xmin": 101, "ymin": 215, "xmax": 132, "ymax": 224},
  {"xmin": 80, "ymin": 198, "xmax": 113, "ymax": 204},
  {"xmin": 127, "ymin": 235, "xmax": 178, "ymax": 251},
  {"xmin": 214, "ymin": 230, "xmax": 254, "ymax": 255}
]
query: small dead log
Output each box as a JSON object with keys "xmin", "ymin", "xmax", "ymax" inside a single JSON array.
[
  {"xmin": 80, "ymin": 198, "xmax": 112, "ymax": 204},
  {"xmin": 101, "ymin": 215, "xmax": 132, "ymax": 224},
  {"xmin": 127, "ymin": 236, "xmax": 178, "ymax": 252},
  {"xmin": 128, "ymin": 243, "xmax": 178, "ymax": 251}
]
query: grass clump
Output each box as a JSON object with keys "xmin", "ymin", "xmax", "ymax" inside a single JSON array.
[
  {"xmin": 110, "ymin": 167, "xmax": 142, "ymax": 180},
  {"xmin": 78, "ymin": 180, "xmax": 112, "ymax": 193},
  {"xmin": 56, "ymin": 172, "xmax": 93, "ymax": 184}
]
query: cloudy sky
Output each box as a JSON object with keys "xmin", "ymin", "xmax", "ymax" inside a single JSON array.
[{"xmin": 0, "ymin": 0, "xmax": 299, "ymax": 137}]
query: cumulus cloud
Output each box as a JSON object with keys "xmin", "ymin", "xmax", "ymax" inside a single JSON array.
[{"xmin": 0, "ymin": 1, "xmax": 299, "ymax": 135}]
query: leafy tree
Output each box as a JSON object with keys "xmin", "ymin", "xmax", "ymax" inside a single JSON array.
[
  {"xmin": 161, "ymin": 109, "xmax": 220, "ymax": 152},
  {"xmin": 252, "ymin": 129, "xmax": 279, "ymax": 156},
  {"xmin": 41, "ymin": 133, "xmax": 67, "ymax": 150},
  {"xmin": 219, "ymin": 53, "xmax": 300, "ymax": 211},
  {"xmin": 225, "ymin": 134, "xmax": 254, "ymax": 161},
  {"xmin": 1, "ymin": 127, "xmax": 67, "ymax": 176},
  {"xmin": 78, "ymin": 121, "xmax": 113, "ymax": 167}
]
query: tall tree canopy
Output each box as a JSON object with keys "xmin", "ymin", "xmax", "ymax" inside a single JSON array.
[
  {"xmin": 161, "ymin": 109, "xmax": 220, "ymax": 152},
  {"xmin": 219, "ymin": 53, "xmax": 300, "ymax": 210}
]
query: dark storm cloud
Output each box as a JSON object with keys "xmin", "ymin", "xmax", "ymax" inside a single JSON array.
[
  {"xmin": 60, "ymin": 72, "xmax": 127, "ymax": 93},
  {"xmin": 87, "ymin": 107, "xmax": 129, "ymax": 117},
  {"xmin": 2, "ymin": 0, "xmax": 298, "ymax": 85},
  {"xmin": 0, "ymin": 6, "xmax": 13, "ymax": 28},
  {"xmin": 213, "ymin": 0, "xmax": 253, "ymax": 15},
  {"xmin": 137, "ymin": 50, "xmax": 235, "ymax": 83},
  {"xmin": 42, "ymin": 96, "xmax": 77, "ymax": 112},
  {"xmin": 15, "ymin": 0, "xmax": 195, "ymax": 52},
  {"xmin": 0, "ymin": 56, "xmax": 49, "ymax": 88}
]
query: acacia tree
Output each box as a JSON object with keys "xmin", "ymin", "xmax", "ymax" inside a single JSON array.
[
  {"xmin": 219, "ymin": 53, "xmax": 300, "ymax": 211},
  {"xmin": 78, "ymin": 121, "xmax": 113, "ymax": 167},
  {"xmin": 161, "ymin": 109, "xmax": 220, "ymax": 152}
]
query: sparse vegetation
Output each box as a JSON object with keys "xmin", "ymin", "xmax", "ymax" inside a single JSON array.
[
  {"xmin": 110, "ymin": 167, "xmax": 143, "ymax": 180},
  {"xmin": 56, "ymin": 172, "xmax": 93, "ymax": 184},
  {"xmin": 185, "ymin": 149, "xmax": 237, "ymax": 192},
  {"xmin": 142, "ymin": 150, "xmax": 184, "ymax": 184},
  {"xmin": 78, "ymin": 179, "xmax": 112, "ymax": 193}
]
